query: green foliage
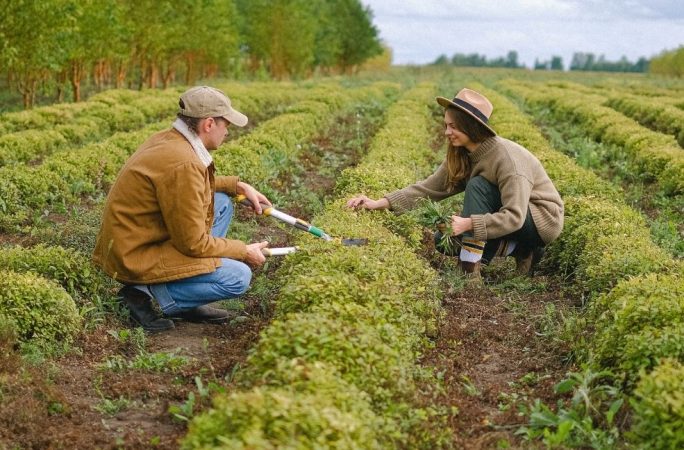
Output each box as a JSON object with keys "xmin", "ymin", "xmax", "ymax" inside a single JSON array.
[
  {"xmin": 0, "ymin": 244, "xmax": 107, "ymax": 301},
  {"xmin": 183, "ymin": 360, "xmax": 384, "ymax": 449},
  {"xmin": 649, "ymin": 46, "xmax": 684, "ymax": 77},
  {"xmin": 499, "ymin": 79, "xmax": 684, "ymax": 195},
  {"xmin": 0, "ymin": 269, "xmax": 81, "ymax": 344},
  {"xmin": 588, "ymin": 273, "xmax": 684, "ymax": 384},
  {"xmin": 629, "ymin": 359, "xmax": 684, "ymax": 449},
  {"xmin": 518, "ymin": 368, "xmax": 624, "ymax": 449},
  {"xmin": 183, "ymin": 387, "xmax": 380, "ymax": 449},
  {"xmin": 101, "ymin": 350, "xmax": 188, "ymax": 373}
]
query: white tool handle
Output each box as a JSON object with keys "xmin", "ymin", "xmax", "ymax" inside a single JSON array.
[{"xmin": 262, "ymin": 247, "xmax": 298, "ymax": 256}]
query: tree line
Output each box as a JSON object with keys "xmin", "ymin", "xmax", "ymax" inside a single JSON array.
[
  {"xmin": 432, "ymin": 51, "xmax": 650, "ymax": 73},
  {"xmin": 0, "ymin": 0, "xmax": 383, "ymax": 108},
  {"xmin": 649, "ymin": 46, "xmax": 684, "ymax": 77}
]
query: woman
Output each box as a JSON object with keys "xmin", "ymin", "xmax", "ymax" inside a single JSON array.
[{"xmin": 346, "ymin": 88, "xmax": 564, "ymax": 280}]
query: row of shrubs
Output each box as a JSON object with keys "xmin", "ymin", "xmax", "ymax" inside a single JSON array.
[
  {"xmin": 212, "ymin": 81, "xmax": 401, "ymax": 184},
  {"xmin": 182, "ymin": 83, "xmax": 456, "ymax": 448},
  {"xmin": 0, "ymin": 89, "xmax": 183, "ymax": 167},
  {"xmin": 0, "ymin": 81, "xmax": 335, "ymax": 231},
  {"xmin": 604, "ymin": 93, "xmax": 684, "ymax": 148},
  {"xmin": 485, "ymin": 83, "xmax": 684, "ymax": 448},
  {"xmin": 0, "ymin": 81, "xmax": 395, "ymax": 350},
  {"xmin": 499, "ymin": 79, "xmax": 684, "ymax": 195}
]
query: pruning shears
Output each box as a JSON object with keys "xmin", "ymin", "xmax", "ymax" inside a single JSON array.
[{"xmin": 234, "ymin": 195, "xmax": 368, "ymax": 256}]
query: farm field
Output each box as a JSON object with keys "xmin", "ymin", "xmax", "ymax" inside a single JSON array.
[{"xmin": 1, "ymin": 67, "xmax": 683, "ymax": 449}]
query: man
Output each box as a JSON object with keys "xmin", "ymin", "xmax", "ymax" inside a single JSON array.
[{"xmin": 93, "ymin": 86, "xmax": 270, "ymax": 332}]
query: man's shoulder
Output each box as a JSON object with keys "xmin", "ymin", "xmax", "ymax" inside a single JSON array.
[{"xmin": 137, "ymin": 129, "xmax": 197, "ymax": 164}]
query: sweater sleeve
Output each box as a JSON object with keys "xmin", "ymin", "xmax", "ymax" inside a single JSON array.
[
  {"xmin": 157, "ymin": 163, "xmax": 247, "ymax": 260},
  {"xmin": 470, "ymin": 174, "xmax": 531, "ymax": 241},
  {"xmin": 384, "ymin": 161, "xmax": 461, "ymax": 213}
]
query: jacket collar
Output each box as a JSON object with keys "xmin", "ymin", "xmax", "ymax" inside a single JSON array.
[{"xmin": 172, "ymin": 118, "xmax": 213, "ymax": 168}]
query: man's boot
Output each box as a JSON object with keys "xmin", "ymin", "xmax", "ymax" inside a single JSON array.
[
  {"xmin": 458, "ymin": 260, "xmax": 483, "ymax": 285},
  {"xmin": 514, "ymin": 246, "xmax": 545, "ymax": 276},
  {"xmin": 165, "ymin": 305, "xmax": 233, "ymax": 324},
  {"xmin": 117, "ymin": 286, "xmax": 174, "ymax": 332}
]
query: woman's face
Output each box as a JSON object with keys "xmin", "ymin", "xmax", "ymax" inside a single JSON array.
[{"xmin": 444, "ymin": 110, "xmax": 475, "ymax": 150}]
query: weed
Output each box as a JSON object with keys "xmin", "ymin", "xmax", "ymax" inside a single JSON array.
[
  {"xmin": 460, "ymin": 375, "xmax": 482, "ymax": 397},
  {"xmin": 517, "ymin": 367, "xmax": 624, "ymax": 448},
  {"xmin": 168, "ymin": 375, "xmax": 225, "ymax": 422},
  {"xmin": 94, "ymin": 396, "xmax": 132, "ymax": 415}
]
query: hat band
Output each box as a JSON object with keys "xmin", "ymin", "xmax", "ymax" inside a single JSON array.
[{"xmin": 452, "ymin": 98, "xmax": 489, "ymax": 124}]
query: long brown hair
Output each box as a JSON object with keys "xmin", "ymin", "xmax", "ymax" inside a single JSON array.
[{"xmin": 445, "ymin": 106, "xmax": 496, "ymax": 186}]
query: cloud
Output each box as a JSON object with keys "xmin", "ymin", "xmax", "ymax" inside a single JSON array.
[{"xmin": 363, "ymin": 0, "xmax": 684, "ymax": 66}]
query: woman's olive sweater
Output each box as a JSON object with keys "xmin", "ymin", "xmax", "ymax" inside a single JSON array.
[{"xmin": 384, "ymin": 136, "xmax": 564, "ymax": 244}]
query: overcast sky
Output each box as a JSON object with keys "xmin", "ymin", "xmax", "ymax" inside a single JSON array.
[{"xmin": 361, "ymin": 0, "xmax": 684, "ymax": 68}]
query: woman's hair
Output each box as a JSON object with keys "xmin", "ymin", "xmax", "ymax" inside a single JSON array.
[{"xmin": 445, "ymin": 106, "xmax": 496, "ymax": 186}]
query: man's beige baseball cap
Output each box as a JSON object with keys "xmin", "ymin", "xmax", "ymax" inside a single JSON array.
[{"xmin": 178, "ymin": 86, "xmax": 248, "ymax": 127}]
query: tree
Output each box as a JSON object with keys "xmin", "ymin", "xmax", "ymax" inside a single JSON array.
[
  {"xmin": 332, "ymin": 0, "xmax": 382, "ymax": 74},
  {"xmin": 550, "ymin": 56, "xmax": 563, "ymax": 71}
]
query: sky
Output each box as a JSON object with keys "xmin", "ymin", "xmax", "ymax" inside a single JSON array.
[{"xmin": 361, "ymin": 0, "xmax": 684, "ymax": 68}]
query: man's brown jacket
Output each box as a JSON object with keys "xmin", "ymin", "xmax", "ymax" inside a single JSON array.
[{"xmin": 93, "ymin": 129, "xmax": 247, "ymax": 284}]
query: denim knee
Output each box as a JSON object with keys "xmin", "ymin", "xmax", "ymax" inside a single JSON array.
[
  {"xmin": 464, "ymin": 176, "xmax": 496, "ymax": 196},
  {"xmin": 216, "ymin": 261, "xmax": 252, "ymax": 297},
  {"xmin": 214, "ymin": 192, "xmax": 234, "ymax": 218}
]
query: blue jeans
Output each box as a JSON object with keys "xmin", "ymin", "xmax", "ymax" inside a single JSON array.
[{"xmin": 149, "ymin": 193, "xmax": 252, "ymax": 315}]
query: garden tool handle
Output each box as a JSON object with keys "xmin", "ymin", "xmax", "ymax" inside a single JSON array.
[
  {"xmin": 261, "ymin": 247, "xmax": 298, "ymax": 257},
  {"xmin": 235, "ymin": 194, "xmax": 272, "ymax": 215}
]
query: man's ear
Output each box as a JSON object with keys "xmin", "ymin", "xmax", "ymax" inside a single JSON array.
[{"xmin": 199, "ymin": 117, "xmax": 212, "ymax": 133}]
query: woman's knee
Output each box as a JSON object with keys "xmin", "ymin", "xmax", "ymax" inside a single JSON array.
[{"xmin": 464, "ymin": 176, "xmax": 496, "ymax": 195}]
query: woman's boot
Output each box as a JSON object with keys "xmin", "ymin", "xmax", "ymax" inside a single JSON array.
[{"xmin": 458, "ymin": 260, "xmax": 482, "ymax": 285}]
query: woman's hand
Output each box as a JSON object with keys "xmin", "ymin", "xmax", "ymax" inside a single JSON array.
[
  {"xmin": 451, "ymin": 215, "xmax": 473, "ymax": 235},
  {"xmin": 237, "ymin": 181, "xmax": 272, "ymax": 215},
  {"xmin": 346, "ymin": 195, "xmax": 389, "ymax": 210}
]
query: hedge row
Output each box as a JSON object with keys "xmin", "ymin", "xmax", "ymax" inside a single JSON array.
[
  {"xmin": 604, "ymin": 93, "xmax": 684, "ymax": 147},
  {"xmin": 0, "ymin": 81, "xmax": 315, "ymax": 168},
  {"xmin": 0, "ymin": 82, "xmax": 331, "ymax": 231},
  {"xmin": 499, "ymin": 79, "xmax": 684, "ymax": 195},
  {"xmin": 182, "ymin": 83, "xmax": 455, "ymax": 448},
  {"xmin": 212, "ymin": 81, "xmax": 401, "ymax": 186},
  {"xmin": 486, "ymin": 83, "xmax": 683, "ymax": 447},
  {"xmin": 0, "ymin": 88, "xmax": 190, "ymax": 166}
]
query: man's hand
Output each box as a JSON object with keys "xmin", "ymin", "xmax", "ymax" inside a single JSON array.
[
  {"xmin": 346, "ymin": 195, "xmax": 389, "ymax": 210},
  {"xmin": 237, "ymin": 181, "xmax": 272, "ymax": 215},
  {"xmin": 451, "ymin": 215, "xmax": 473, "ymax": 235},
  {"xmin": 245, "ymin": 241, "xmax": 269, "ymax": 267}
]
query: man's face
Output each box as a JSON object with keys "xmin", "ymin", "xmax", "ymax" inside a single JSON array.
[{"xmin": 204, "ymin": 117, "xmax": 230, "ymax": 150}]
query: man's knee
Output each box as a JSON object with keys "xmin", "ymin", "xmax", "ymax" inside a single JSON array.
[
  {"xmin": 214, "ymin": 192, "xmax": 234, "ymax": 216},
  {"xmin": 216, "ymin": 261, "xmax": 252, "ymax": 297}
]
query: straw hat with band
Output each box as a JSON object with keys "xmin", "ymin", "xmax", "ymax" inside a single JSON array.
[
  {"xmin": 179, "ymin": 86, "xmax": 248, "ymax": 127},
  {"xmin": 436, "ymin": 88, "xmax": 496, "ymax": 135}
]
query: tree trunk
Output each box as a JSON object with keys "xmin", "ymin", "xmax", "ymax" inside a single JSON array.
[
  {"xmin": 115, "ymin": 61, "xmax": 127, "ymax": 89},
  {"xmin": 71, "ymin": 60, "xmax": 83, "ymax": 102}
]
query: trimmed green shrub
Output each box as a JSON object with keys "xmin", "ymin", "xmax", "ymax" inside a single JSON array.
[
  {"xmin": 629, "ymin": 359, "xmax": 684, "ymax": 449},
  {"xmin": 0, "ymin": 270, "xmax": 81, "ymax": 344},
  {"xmin": 243, "ymin": 311, "xmax": 416, "ymax": 411},
  {"xmin": 0, "ymin": 244, "xmax": 107, "ymax": 301},
  {"xmin": 183, "ymin": 387, "xmax": 380, "ymax": 450},
  {"xmin": 589, "ymin": 273, "xmax": 684, "ymax": 381}
]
